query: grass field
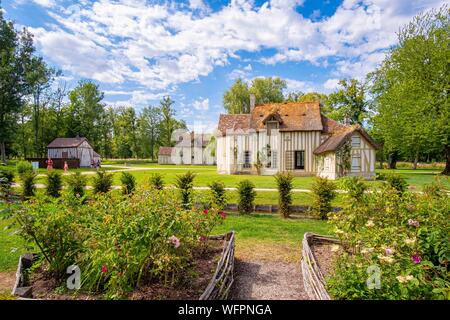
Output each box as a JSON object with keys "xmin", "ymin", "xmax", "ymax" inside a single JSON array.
[{"xmin": 0, "ymin": 204, "xmax": 26, "ymax": 272}]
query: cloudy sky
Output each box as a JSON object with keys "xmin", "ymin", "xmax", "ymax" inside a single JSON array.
[{"xmin": 2, "ymin": 0, "xmax": 445, "ymax": 131}]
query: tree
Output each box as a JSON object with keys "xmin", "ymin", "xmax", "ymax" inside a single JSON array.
[
  {"xmin": 0, "ymin": 8, "xmax": 35, "ymax": 163},
  {"xmin": 223, "ymin": 78, "xmax": 250, "ymax": 114},
  {"xmin": 370, "ymin": 5, "xmax": 450, "ymax": 174},
  {"xmin": 298, "ymin": 92, "xmax": 329, "ymax": 107},
  {"xmin": 159, "ymin": 96, "xmax": 186, "ymax": 147},
  {"xmin": 66, "ymin": 80, "xmax": 105, "ymax": 149},
  {"xmin": 112, "ymin": 106, "xmax": 138, "ymax": 158},
  {"xmin": 223, "ymin": 77, "xmax": 287, "ymax": 114},
  {"xmin": 326, "ymin": 79, "xmax": 368, "ymax": 125},
  {"xmin": 138, "ymin": 106, "xmax": 161, "ymax": 160}
]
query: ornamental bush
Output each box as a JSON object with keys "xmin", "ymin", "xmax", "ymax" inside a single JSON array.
[
  {"xmin": 327, "ymin": 181, "xmax": 450, "ymax": 300},
  {"xmin": 16, "ymin": 161, "xmax": 33, "ymax": 176},
  {"xmin": 11, "ymin": 187, "xmax": 225, "ymax": 299},
  {"xmin": 65, "ymin": 172, "xmax": 87, "ymax": 198},
  {"xmin": 208, "ymin": 180, "xmax": 227, "ymax": 210},
  {"xmin": 311, "ymin": 177, "xmax": 336, "ymax": 220},
  {"xmin": 274, "ymin": 172, "xmax": 294, "ymax": 218},
  {"xmin": 0, "ymin": 170, "xmax": 14, "ymax": 201},
  {"xmin": 384, "ymin": 173, "xmax": 408, "ymax": 194},
  {"xmin": 92, "ymin": 171, "xmax": 113, "ymax": 194},
  {"xmin": 20, "ymin": 171, "xmax": 37, "ymax": 199},
  {"xmin": 149, "ymin": 173, "xmax": 164, "ymax": 190},
  {"xmin": 237, "ymin": 180, "xmax": 256, "ymax": 214},
  {"xmin": 120, "ymin": 172, "xmax": 136, "ymax": 195},
  {"xmin": 175, "ymin": 171, "xmax": 196, "ymax": 209},
  {"xmin": 45, "ymin": 171, "xmax": 63, "ymax": 198},
  {"xmin": 339, "ymin": 176, "xmax": 368, "ymax": 201}
]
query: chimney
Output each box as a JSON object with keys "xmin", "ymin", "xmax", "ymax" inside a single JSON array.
[{"xmin": 249, "ymin": 94, "xmax": 256, "ymax": 112}]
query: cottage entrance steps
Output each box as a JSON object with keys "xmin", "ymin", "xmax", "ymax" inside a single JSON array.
[{"xmin": 230, "ymin": 243, "xmax": 309, "ymax": 300}]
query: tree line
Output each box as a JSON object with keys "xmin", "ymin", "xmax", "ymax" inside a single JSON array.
[
  {"xmin": 222, "ymin": 5, "xmax": 449, "ymax": 174},
  {"xmin": 0, "ymin": 6, "xmax": 185, "ymax": 162}
]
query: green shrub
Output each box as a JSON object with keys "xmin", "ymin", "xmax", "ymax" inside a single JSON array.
[
  {"xmin": 16, "ymin": 161, "xmax": 33, "ymax": 176},
  {"xmin": 65, "ymin": 172, "xmax": 87, "ymax": 198},
  {"xmin": 12, "ymin": 187, "xmax": 224, "ymax": 298},
  {"xmin": 384, "ymin": 173, "xmax": 407, "ymax": 194},
  {"xmin": 45, "ymin": 171, "xmax": 63, "ymax": 198},
  {"xmin": 92, "ymin": 171, "xmax": 113, "ymax": 194},
  {"xmin": 311, "ymin": 177, "xmax": 336, "ymax": 220},
  {"xmin": 339, "ymin": 176, "xmax": 368, "ymax": 201},
  {"xmin": 237, "ymin": 180, "xmax": 256, "ymax": 214},
  {"xmin": 149, "ymin": 173, "xmax": 164, "ymax": 190},
  {"xmin": 0, "ymin": 170, "xmax": 14, "ymax": 201},
  {"xmin": 327, "ymin": 187, "xmax": 450, "ymax": 300},
  {"xmin": 274, "ymin": 172, "xmax": 293, "ymax": 218},
  {"xmin": 175, "ymin": 171, "xmax": 196, "ymax": 209},
  {"xmin": 120, "ymin": 172, "xmax": 136, "ymax": 195},
  {"xmin": 20, "ymin": 171, "xmax": 37, "ymax": 199},
  {"xmin": 208, "ymin": 181, "xmax": 227, "ymax": 210}
]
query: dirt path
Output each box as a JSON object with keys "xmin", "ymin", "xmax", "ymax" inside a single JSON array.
[
  {"xmin": 231, "ymin": 260, "xmax": 309, "ymax": 300},
  {"xmin": 0, "ymin": 272, "xmax": 15, "ymax": 293}
]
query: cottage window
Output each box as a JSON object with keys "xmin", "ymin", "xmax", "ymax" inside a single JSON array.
[
  {"xmin": 266, "ymin": 120, "xmax": 279, "ymax": 135},
  {"xmin": 285, "ymin": 151, "xmax": 294, "ymax": 170},
  {"xmin": 243, "ymin": 151, "xmax": 251, "ymax": 168},
  {"xmin": 272, "ymin": 151, "xmax": 278, "ymax": 169},
  {"xmin": 294, "ymin": 150, "xmax": 305, "ymax": 170},
  {"xmin": 324, "ymin": 157, "xmax": 330, "ymax": 171},
  {"xmin": 351, "ymin": 135, "xmax": 361, "ymax": 147},
  {"xmin": 351, "ymin": 154, "xmax": 361, "ymax": 172}
]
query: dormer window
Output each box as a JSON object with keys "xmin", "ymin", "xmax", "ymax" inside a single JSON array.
[{"xmin": 266, "ymin": 120, "xmax": 279, "ymax": 135}]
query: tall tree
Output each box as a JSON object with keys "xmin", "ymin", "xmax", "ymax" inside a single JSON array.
[
  {"xmin": 138, "ymin": 106, "xmax": 162, "ymax": 160},
  {"xmin": 370, "ymin": 5, "xmax": 450, "ymax": 174},
  {"xmin": 159, "ymin": 96, "xmax": 186, "ymax": 147},
  {"xmin": 298, "ymin": 92, "xmax": 329, "ymax": 107},
  {"xmin": 223, "ymin": 77, "xmax": 287, "ymax": 114},
  {"xmin": 326, "ymin": 79, "xmax": 368, "ymax": 125},
  {"xmin": 0, "ymin": 8, "xmax": 34, "ymax": 163},
  {"xmin": 66, "ymin": 80, "xmax": 105, "ymax": 149}
]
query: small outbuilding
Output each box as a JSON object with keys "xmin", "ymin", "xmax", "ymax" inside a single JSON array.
[{"xmin": 47, "ymin": 137, "xmax": 101, "ymax": 168}]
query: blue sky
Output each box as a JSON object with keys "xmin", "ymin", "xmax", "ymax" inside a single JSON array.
[{"xmin": 2, "ymin": 0, "xmax": 445, "ymax": 131}]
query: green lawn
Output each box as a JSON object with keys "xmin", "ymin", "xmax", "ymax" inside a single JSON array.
[{"xmin": 0, "ymin": 204, "xmax": 26, "ymax": 272}]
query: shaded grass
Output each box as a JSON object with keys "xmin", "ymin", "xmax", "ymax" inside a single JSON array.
[{"xmin": 0, "ymin": 205, "xmax": 26, "ymax": 272}]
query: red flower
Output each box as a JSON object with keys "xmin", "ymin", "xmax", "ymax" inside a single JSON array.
[
  {"xmin": 219, "ymin": 211, "xmax": 227, "ymax": 219},
  {"xmin": 203, "ymin": 209, "xmax": 209, "ymax": 214},
  {"xmin": 199, "ymin": 236, "xmax": 208, "ymax": 242},
  {"xmin": 101, "ymin": 264, "xmax": 108, "ymax": 273}
]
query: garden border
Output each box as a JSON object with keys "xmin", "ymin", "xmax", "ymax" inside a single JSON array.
[
  {"xmin": 12, "ymin": 232, "xmax": 235, "ymax": 300},
  {"xmin": 301, "ymin": 232, "xmax": 340, "ymax": 300}
]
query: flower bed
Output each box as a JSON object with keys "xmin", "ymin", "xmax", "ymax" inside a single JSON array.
[
  {"xmin": 301, "ymin": 233, "xmax": 340, "ymax": 300},
  {"xmin": 12, "ymin": 232, "xmax": 235, "ymax": 300},
  {"xmin": 6, "ymin": 186, "xmax": 232, "ymax": 300}
]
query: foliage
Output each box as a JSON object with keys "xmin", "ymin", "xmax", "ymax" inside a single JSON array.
[
  {"xmin": 336, "ymin": 140, "xmax": 352, "ymax": 177},
  {"xmin": 237, "ymin": 180, "xmax": 256, "ymax": 215},
  {"xmin": 208, "ymin": 181, "xmax": 227, "ymax": 210},
  {"xmin": 311, "ymin": 177, "xmax": 336, "ymax": 220},
  {"xmin": 223, "ymin": 77, "xmax": 286, "ymax": 114},
  {"xmin": 120, "ymin": 172, "xmax": 136, "ymax": 195},
  {"xmin": 326, "ymin": 79, "xmax": 368, "ymax": 124},
  {"xmin": 327, "ymin": 183, "xmax": 450, "ymax": 300},
  {"xmin": 175, "ymin": 171, "xmax": 196, "ymax": 209},
  {"xmin": 16, "ymin": 161, "xmax": 33, "ymax": 176},
  {"xmin": 0, "ymin": 170, "xmax": 14, "ymax": 201},
  {"xmin": 11, "ymin": 188, "xmax": 224, "ymax": 298},
  {"xmin": 92, "ymin": 171, "xmax": 113, "ymax": 194},
  {"xmin": 274, "ymin": 172, "xmax": 294, "ymax": 218},
  {"xmin": 149, "ymin": 173, "xmax": 165, "ymax": 190},
  {"xmin": 370, "ymin": 5, "xmax": 450, "ymax": 175},
  {"xmin": 45, "ymin": 171, "xmax": 62, "ymax": 198},
  {"xmin": 384, "ymin": 173, "xmax": 408, "ymax": 194},
  {"xmin": 20, "ymin": 171, "xmax": 37, "ymax": 199},
  {"xmin": 339, "ymin": 176, "xmax": 368, "ymax": 201},
  {"xmin": 65, "ymin": 172, "xmax": 87, "ymax": 198}
]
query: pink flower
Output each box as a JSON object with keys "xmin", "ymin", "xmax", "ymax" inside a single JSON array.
[
  {"xmin": 203, "ymin": 209, "xmax": 209, "ymax": 214},
  {"xmin": 411, "ymin": 254, "xmax": 422, "ymax": 264},
  {"xmin": 101, "ymin": 264, "xmax": 108, "ymax": 273},
  {"xmin": 385, "ymin": 248, "xmax": 394, "ymax": 256},
  {"xmin": 219, "ymin": 211, "xmax": 227, "ymax": 219},
  {"xmin": 168, "ymin": 235, "xmax": 181, "ymax": 248},
  {"xmin": 408, "ymin": 219, "xmax": 420, "ymax": 227},
  {"xmin": 199, "ymin": 236, "xmax": 208, "ymax": 242}
]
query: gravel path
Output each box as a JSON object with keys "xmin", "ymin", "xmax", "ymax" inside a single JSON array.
[{"xmin": 231, "ymin": 259, "xmax": 309, "ymax": 300}]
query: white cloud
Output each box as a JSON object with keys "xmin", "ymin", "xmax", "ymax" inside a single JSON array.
[
  {"xmin": 285, "ymin": 79, "xmax": 316, "ymax": 93},
  {"xmin": 22, "ymin": 0, "xmax": 447, "ymax": 91},
  {"xmin": 193, "ymin": 98, "xmax": 209, "ymax": 111},
  {"xmin": 323, "ymin": 78, "xmax": 340, "ymax": 91}
]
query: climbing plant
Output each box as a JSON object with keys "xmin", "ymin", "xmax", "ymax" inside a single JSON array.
[{"xmin": 336, "ymin": 139, "xmax": 352, "ymax": 177}]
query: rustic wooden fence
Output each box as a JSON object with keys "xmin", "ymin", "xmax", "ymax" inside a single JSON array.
[
  {"xmin": 199, "ymin": 231, "xmax": 235, "ymax": 300},
  {"xmin": 301, "ymin": 232, "xmax": 340, "ymax": 300}
]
